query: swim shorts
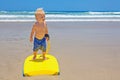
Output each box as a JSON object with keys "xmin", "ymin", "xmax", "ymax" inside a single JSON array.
[{"xmin": 33, "ymin": 37, "xmax": 46, "ymax": 52}]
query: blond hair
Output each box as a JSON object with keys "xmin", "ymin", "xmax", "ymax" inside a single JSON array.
[{"xmin": 35, "ymin": 8, "xmax": 45, "ymax": 15}]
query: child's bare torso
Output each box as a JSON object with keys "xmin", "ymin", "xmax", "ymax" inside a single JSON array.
[{"xmin": 34, "ymin": 22, "xmax": 46, "ymax": 39}]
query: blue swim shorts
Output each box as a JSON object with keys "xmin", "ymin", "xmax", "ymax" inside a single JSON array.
[{"xmin": 33, "ymin": 37, "xmax": 46, "ymax": 52}]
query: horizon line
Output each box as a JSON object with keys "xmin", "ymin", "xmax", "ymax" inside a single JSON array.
[{"xmin": 0, "ymin": 10, "xmax": 120, "ymax": 12}]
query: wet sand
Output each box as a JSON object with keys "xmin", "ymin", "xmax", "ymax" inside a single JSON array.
[{"xmin": 0, "ymin": 21, "xmax": 120, "ymax": 80}]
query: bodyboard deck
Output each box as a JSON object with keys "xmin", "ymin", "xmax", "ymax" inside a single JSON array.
[{"xmin": 23, "ymin": 54, "xmax": 60, "ymax": 76}]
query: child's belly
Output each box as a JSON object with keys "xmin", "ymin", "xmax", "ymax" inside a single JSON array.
[{"xmin": 35, "ymin": 34, "xmax": 45, "ymax": 40}]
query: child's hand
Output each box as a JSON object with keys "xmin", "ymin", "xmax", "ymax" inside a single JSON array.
[
  {"xmin": 30, "ymin": 38, "xmax": 33, "ymax": 43},
  {"xmin": 46, "ymin": 37, "xmax": 49, "ymax": 41},
  {"xmin": 45, "ymin": 34, "xmax": 50, "ymax": 41}
]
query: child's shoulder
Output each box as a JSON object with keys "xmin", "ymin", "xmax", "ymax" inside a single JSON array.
[
  {"xmin": 33, "ymin": 22, "xmax": 38, "ymax": 26},
  {"xmin": 34, "ymin": 22, "xmax": 39, "ymax": 25}
]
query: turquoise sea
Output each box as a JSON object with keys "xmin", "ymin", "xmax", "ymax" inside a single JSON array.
[{"xmin": 0, "ymin": 11, "xmax": 120, "ymax": 22}]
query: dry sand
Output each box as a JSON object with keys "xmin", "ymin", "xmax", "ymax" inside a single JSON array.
[{"xmin": 0, "ymin": 22, "xmax": 120, "ymax": 80}]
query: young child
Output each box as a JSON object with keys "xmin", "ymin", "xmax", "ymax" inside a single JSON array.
[{"xmin": 30, "ymin": 8, "xmax": 49, "ymax": 60}]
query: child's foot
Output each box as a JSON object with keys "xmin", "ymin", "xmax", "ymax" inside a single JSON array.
[
  {"xmin": 43, "ymin": 56, "xmax": 49, "ymax": 60},
  {"xmin": 33, "ymin": 56, "xmax": 36, "ymax": 60},
  {"xmin": 43, "ymin": 56, "xmax": 46, "ymax": 60}
]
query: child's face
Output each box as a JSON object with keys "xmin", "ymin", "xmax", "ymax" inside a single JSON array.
[{"xmin": 35, "ymin": 14, "xmax": 45, "ymax": 22}]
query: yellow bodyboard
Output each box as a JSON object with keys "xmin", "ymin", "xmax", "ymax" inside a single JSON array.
[{"xmin": 23, "ymin": 54, "xmax": 60, "ymax": 76}]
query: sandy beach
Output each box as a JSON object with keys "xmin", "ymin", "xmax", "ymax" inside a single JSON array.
[{"xmin": 0, "ymin": 21, "xmax": 120, "ymax": 80}]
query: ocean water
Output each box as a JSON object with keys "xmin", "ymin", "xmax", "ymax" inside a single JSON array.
[{"xmin": 0, "ymin": 11, "xmax": 120, "ymax": 22}]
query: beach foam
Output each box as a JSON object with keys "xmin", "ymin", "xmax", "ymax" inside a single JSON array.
[{"xmin": 0, "ymin": 11, "xmax": 120, "ymax": 22}]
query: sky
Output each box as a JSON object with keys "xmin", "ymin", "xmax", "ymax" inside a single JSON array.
[{"xmin": 0, "ymin": 0, "xmax": 120, "ymax": 11}]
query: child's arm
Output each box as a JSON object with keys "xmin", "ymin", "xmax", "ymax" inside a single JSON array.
[
  {"xmin": 30, "ymin": 25, "xmax": 35, "ymax": 42},
  {"xmin": 44, "ymin": 22, "xmax": 48, "ymax": 34},
  {"xmin": 44, "ymin": 22, "xmax": 50, "ymax": 40}
]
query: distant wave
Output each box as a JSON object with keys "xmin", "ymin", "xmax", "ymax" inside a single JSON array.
[
  {"xmin": 88, "ymin": 11, "xmax": 120, "ymax": 15},
  {"xmin": 1, "ymin": 11, "xmax": 120, "ymax": 15},
  {"xmin": 0, "ymin": 11, "xmax": 34, "ymax": 15},
  {"xmin": 0, "ymin": 19, "xmax": 120, "ymax": 22},
  {"xmin": 1, "ymin": 15, "xmax": 120, "ymax": 19},
  {"xmin": 0, "ymin": 15, "xmax": 34, "ymax": 18},
  {"xmin": 0, "ymin": 11, "xmax": 120, "ymax": 22}
]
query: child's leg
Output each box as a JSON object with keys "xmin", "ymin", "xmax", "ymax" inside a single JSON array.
[
  {"xmin": 42, "ymin": 51, "xmax": 46, "ymax": 60},
  {"xmin": 33, "ymin": 51, "xmax": 37, "ymax": 60},
  {"xmin": 41, "ymin": 37, "xmax": 47, "ymax": 60}
]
